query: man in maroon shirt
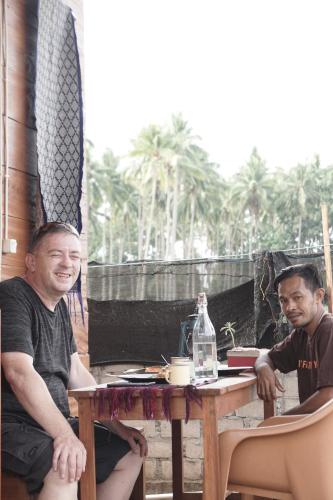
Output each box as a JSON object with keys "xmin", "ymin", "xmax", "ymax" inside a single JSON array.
[{"xmin": 255, "ymin": 263, "xmax": 333, "ymax": 415}]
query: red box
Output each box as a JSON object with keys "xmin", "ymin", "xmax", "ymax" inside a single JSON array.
[{"xmin": 227, "ymin": 348, "xmax": 269, "ymax": 367}]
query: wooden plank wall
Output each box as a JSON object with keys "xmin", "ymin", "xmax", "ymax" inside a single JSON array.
[{"xmin": 1, "ymin": 0, "xmax": 89, "ymax": 365}]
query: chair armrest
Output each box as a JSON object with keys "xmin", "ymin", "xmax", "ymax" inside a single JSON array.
[{"xmin": 258, "ymin": 415, "xmax": 307, "ymax": 427}]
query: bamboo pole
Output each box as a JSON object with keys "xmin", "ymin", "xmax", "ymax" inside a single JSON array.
[{"xmin": 321, "ymin": 204, "xmax": 333, "ymax": 313}]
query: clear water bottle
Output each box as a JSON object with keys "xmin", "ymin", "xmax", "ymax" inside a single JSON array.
[{"xmin": 192, "ymin": 292, "xmax": 218, "ymax": 382}]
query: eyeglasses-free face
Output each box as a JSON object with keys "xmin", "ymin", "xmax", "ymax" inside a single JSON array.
[{"xmin": 25, "ymin": 222, "xmax": 82, "ymax": 303}]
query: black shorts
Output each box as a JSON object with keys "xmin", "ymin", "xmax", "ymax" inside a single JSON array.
[{"xmin": 2, "ymin": 417, "xmax": 131, "ymax": 494}]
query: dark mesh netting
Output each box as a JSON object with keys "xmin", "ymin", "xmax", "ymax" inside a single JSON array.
[
  {"xmin": 87, "ymin": 251, "xmax": 332, "ymax": 366},
  {"xmin": 87, "ymin": 258, "xmax": 254, "ymax": 301}
]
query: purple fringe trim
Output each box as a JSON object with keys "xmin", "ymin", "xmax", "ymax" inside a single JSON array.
[
  {"xmin": 184, "ymin": 384, "xmax": 203, "ymax": 423},
  {"xmin": 94, "ymin": 385, "xmax": 202, "ymax": 422}
]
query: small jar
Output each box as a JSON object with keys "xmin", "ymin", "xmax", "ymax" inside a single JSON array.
[{"xmin": 170, "ymin": 357, "xmax": 194, "ymax": 382}]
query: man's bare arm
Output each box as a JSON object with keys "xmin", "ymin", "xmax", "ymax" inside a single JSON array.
[
  {"xmin": 2, "ymin": 352, "xmax": 86, "ymax": 482},
  {"xmin": 283, "ymin": 386, "xmax": 333, "ymax": 415},
  {"xmin": 255, "ymin": 353, "xmax": 285, "ymax": 402},
  {"xmin": 68, "ymin": 352, "xmax": 96, "ymax": 389}
]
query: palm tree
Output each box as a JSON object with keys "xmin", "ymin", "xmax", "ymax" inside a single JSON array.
[
  {"xmin": 98, "ymin": 149, "xmax": 133, "ymax": 262},
  {"xmin": 231, "ymin": 148, "xmax": 272, "ymax": 255},
  {"xmin": 275, "ymin": 160, "xmax": 320, "ymax": 253},
  {"xmin": 128, "ymin": 124, "xmax": 174, "ymax": 259},
  {"xmin": 177, "ymin": 144, "xmax": 216, "ymax": 259},
  {"xmin": 166, "ymin": 114, "xmax": 200, "ymax": 259},
  {"xmin": 86, "ymin": 140, "xmax": 108, "ymax": 260}
]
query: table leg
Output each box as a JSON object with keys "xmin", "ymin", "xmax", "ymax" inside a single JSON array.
[
  {"xmin": 202, "ymin": 397, "xmax": 220, "ymax": 500},
  {"xmin": 78, "ymin": 398, "xmax": 96, "ymax": 500},
  {"xmin": 264, "ymin": 400, "xmax": 274, "ymax": 419},
  {"xmin": 172, "ymin": 419, "xmax": 184, "ymax": 499}
]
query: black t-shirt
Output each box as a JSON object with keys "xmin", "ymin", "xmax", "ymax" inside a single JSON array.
[
  {"xmin": 269, "ymin": 313, "xmax": 333, "ymax": 403},
  {"xmin": 1, "ymin": 277, "xmax": 77, "ymax": 424}
]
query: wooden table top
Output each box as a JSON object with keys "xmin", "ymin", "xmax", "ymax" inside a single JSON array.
[{"xmin": 69, "ymin": 372, "xmax": 257, "ymax": 398}]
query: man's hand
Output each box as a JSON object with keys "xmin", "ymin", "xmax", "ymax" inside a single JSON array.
[
  {"xmin": 256, "ymin": 364, "xmax": 285, "ymax": 402},
  {"xmin": 53, "ymin": 432, "xmax": 87, "ymax": 482},
  {"xmin": 109, "ymin": 421, "xmax": 148, "ymax": 457}
]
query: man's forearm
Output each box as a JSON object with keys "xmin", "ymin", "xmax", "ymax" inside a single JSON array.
[
  {"xmin": 68, "ymin": 352, "xmax": 97, "ymax": 389},
  {"xmin": 255, "ymin": 352, "xmax": 275, "ymax": 373},
  {"xmin": 100, "ymin": 419, "xmax": 123, "ymax": 433},
  {"xmin": 255, "ymin": 352, "xmax": 285, "ymax": 402},
  {"xmin": 283, "ymin": 386, "xmax": 333, "ymax": 415}
]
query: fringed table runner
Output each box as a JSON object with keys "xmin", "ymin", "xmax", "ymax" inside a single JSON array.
[{"xmin": 94, "ymin": 385, "xmax": 202, "ymax": 423}]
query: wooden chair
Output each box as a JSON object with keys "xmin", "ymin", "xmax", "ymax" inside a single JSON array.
[
  {"xmin": 1, "ymin": 471, "xmax": 35, "ymax": 500},
  {"xmin": 219, "ymin": 398, "xmax": 333, "ymax": 500}
]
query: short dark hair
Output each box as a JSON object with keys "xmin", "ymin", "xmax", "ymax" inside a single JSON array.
[
  {"xmin": 274, "ymin": 263, "xmax": 323, "ymax": 293},
  {"xmin": 29, "ymin": 222, "xmax": 80, "ymax": 252}
]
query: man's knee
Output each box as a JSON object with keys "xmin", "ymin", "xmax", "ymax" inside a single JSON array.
[
  {"xmin": 115, "ymin": 450, "xmax": 144, "ymax": 472},
  {"xmin": 43, "ymin": 468, "xmax": 78, "ymax": 492}
]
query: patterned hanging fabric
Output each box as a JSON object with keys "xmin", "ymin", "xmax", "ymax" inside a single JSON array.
[{"xmin": 35, "ymin": 0, "xmax": 83, "ymax": 231}]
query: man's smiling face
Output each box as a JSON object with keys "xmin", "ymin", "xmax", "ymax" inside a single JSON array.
[
  {"xmin": 26, "ymin": 231, "xmax": 81, "ymax": 300},
  {"xmin": 278, "ymin": 275, "xmax": 322, "ymax": 331}
]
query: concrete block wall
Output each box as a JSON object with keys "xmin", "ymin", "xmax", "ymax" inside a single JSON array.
[{"xmin": 91, "ymin": 366, "xmax": 298, "ymax": 494}]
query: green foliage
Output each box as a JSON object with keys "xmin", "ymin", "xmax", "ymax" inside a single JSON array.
[
  {"xmin": 220, "ymin": 322, "xmax": 237, "ymax": 348},
  {"xmin": 87, "ymin": 116, "xmax": 333, "ymax": 263}
]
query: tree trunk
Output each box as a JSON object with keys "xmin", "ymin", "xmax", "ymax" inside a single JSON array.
[
  {"xmin": 248, "ymin": 222, "xmax": 253, "ymax": 257},
  {"xmin": 137, "ymin": 195, "xmax": 144, "ymax": 260},
  {"xmin": 158, "ymin": 223, "xmax": 162, "ymax": 260},
  {"xmin": 225, "ymin": 220, "xmax": 231, "ymax": 255},
  {"xmin": 144, "ymin": 173, "xmax": 157, "ymax": 259},
  {"xmin": 118, "ymin": 234, "xmax": 124, "ymax": 263},
  {"xmin": 164, "ymin": 171, "xmax": 171, "ymax": 259},
  {"xmin": 169, "ymin": 164, "xmax": 179, "ymax": 259},
  {"xmin": 102, "ymin": 219, "xmax": 107, "ymax": 262},
  {"xmin": 125, "ymin": 217, "xmax": 130, "ymax": 260},
  {"xmin": 253, "ymin": 213, "xmax": 258, "ymax": 253},
  {"xmin": 188, "ymin": 195, "xmax": 196, "ymax": 259},
  {"xmin": 298, "ymin": 215, "xmax": 303, "ymax": 254},
  {"xmin": 108, "ymin": 212, "xmax": 113, "ymax": 263},
  {"xmin": 215, "ymin": 226, "xmax": 219, "ymax": 257}
]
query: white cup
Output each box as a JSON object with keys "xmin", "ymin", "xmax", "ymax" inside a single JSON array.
[
  {"xmin": 165, "ymin": 362, "xmax": 191, "ymax": 385},
  {"xmin": 170, "ymin": 356, "xmax": 190, "ymax": 365}
]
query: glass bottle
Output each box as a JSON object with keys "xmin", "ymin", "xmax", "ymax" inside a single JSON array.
[{"xmin": 192, "ymin": 292, "xmax": 218, "ymax": 382}]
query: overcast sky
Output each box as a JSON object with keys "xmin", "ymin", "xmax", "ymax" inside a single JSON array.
[{"xmin": 83, "ymin": 0, "xmax": 333, "ymax": 177}]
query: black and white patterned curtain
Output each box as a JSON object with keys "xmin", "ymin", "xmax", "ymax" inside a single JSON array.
[{"xmin": 35, "ymin": 0, "xmax": 83, "ymax": 232}]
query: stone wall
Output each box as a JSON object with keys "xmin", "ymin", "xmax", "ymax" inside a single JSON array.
[{"xmin": 91, "ymin": 365, "xmax": 298, "ymax": 495}]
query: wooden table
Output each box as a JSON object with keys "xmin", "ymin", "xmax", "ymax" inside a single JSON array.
[{"xmin": 69, "ymin": 374, "xmax": 274, "ymax": 500}]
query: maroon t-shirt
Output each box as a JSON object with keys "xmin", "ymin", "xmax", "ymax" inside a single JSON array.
[{"xmin": 269, "ymin": 314, "xmax": 333, "ymax": 403}]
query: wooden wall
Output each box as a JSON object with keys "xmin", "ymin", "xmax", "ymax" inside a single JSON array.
[{"xmin": 1, "ymin": 0, "xmax": 88, "ymax": 364}]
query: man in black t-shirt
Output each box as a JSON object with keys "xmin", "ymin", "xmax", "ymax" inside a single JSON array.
[
  {"xmin": 1, "ymin": 222, "xmax": 147, "ymax": 500},
  {"xmin": 255, "ymin": 263, "xmax": 333, "ymax": 415}
]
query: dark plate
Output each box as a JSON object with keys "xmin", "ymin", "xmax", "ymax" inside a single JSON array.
[
  {"xmin": 107, "ymin": 382, "xmax": 156, "ymax": 387},
  {"xmin": 119, "ymin": 374, "xmax": 168, "ymax": 384},
  {"xmin": 218, "ymin": 366, "xmax": 253, "ymax": 376}
]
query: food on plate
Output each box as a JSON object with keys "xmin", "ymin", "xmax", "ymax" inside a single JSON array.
[{"xmin": 145, "ymin": 365, "xmax": 166, "ymax": 377}]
